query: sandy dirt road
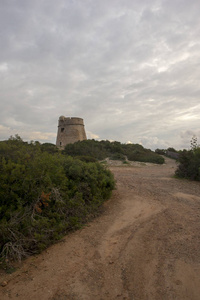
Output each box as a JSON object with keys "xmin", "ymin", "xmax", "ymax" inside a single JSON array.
[{"xmin": 0, "ymin": 157, "xmax": 200, "ymax": 300}]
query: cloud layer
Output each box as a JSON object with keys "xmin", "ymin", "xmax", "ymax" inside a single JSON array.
[{"xmin": 1, "ymin": 0, "xmax": 200, "ymax": 149}]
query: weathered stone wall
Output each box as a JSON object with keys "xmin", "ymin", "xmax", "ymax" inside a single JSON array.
[{"xmin": 56, "ymin": 116, "xmax": 87, "ymax": 149}]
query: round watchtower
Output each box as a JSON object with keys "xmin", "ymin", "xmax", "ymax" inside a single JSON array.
[{"xmin": 56, "ymin": 116, "xmax": 87, "ymax": 149}]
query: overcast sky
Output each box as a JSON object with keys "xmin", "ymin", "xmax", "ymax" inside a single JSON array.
[{"xmin": 0, "ymin": 0, "xmax": 200, "ymax": 150}]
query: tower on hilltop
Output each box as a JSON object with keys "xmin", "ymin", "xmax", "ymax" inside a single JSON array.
[{"xmin": 56, "ymin": 116, "xmax": 87, "ymax": 149}]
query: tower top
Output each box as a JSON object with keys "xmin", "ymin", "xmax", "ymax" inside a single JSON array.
[{"xmin": 58, "ymin": 116, "xmax": 84, "ymax": 125}]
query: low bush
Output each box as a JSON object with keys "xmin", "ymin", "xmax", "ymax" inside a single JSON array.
[
  {"xmin": 175, "ymin": 148, "xmax": 200, "ymax": 180},
  {"xmin": 175, "ymin": 137, "xmax": 200, "ymax": 181},
  {"xmin": 109, "ymin": 152, "xmax": 126, "ymax": 161},
  {"xmin": 155, "ymin": 149, "xmax": 166, "ymax": 155}
]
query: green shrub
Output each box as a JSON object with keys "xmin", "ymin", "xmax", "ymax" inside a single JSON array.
[
  {"xmin": 74, "ymin": 155, "xmax": 97, "ymax": 163},
  {"xmin": 175, "ymin": 148, "xmax": 200, "ymax": 180},
  {"xmin": 109, "ymin": 152, "xmax": 126, "ymax": 161},
  {"xmin": 155, "ymin": 149, "xmax": 166, "ymax": 155},
  {"xmin": 0, "ymin": 137, "xmax": 115, "ymax": 264}
]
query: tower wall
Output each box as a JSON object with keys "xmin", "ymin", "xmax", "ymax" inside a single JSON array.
[{"xmin": 56, "ymin": 116, "xmax": 87, "ymax": 149}]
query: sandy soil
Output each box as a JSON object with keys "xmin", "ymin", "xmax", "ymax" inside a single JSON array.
[{"xmin": 1, "ymin": 157, "xmax": 200, "ymax": 300}]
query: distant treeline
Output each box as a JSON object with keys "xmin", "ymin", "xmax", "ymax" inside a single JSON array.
[
  {"xmin": 64, "ymin": 139, "xmax": 165, "ymax": 164},
  {"xmin": 155, "ymin": 147, "xmax": 180, "ymax": 159}
]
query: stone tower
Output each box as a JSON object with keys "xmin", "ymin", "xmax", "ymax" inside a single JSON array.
[{"xmin": 56, "ymin": 116, "xmax": 87, "ymax": 149}]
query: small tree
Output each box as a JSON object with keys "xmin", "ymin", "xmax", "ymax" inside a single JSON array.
[
  {"xmin": 190, "ymin": 135, "xmax": 198, "ymax": 151},
  {"xmin": 175, "ymin": 136, "xmax": 200, "ymax": 181}
]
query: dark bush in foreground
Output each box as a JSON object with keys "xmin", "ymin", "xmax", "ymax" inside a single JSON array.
[{"xmin": 0, "ymin": 137, "xmax": 115, "ymax": 264}]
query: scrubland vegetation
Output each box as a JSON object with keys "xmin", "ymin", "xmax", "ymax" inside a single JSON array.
[
  {"xmin": 175, "ymin": 137, "xmax": 200, "ymax": 181},
  {"xmin": 0, "ymin": 137, "xmax": 164, "ymax": 266},
  {"xmin": 0, "ymin": 136, "xmax": 115, "ymax": 266},
  {"xmin": 64, "ymin": 139, "xmax": 165, "ymax": 164},
  {"xmin": 1, "ymin": 135, "xmax": 199, "ymax": 268}
]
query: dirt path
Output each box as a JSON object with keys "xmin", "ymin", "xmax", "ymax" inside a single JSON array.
[{"xmin": 1, "ymin": 157, "xmax": 200, "ymax": 300}]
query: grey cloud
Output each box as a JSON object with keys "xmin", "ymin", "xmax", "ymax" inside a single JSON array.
[{"xmin": 0, "ymin": 0, "xmax": 200, "ymax": 149}]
